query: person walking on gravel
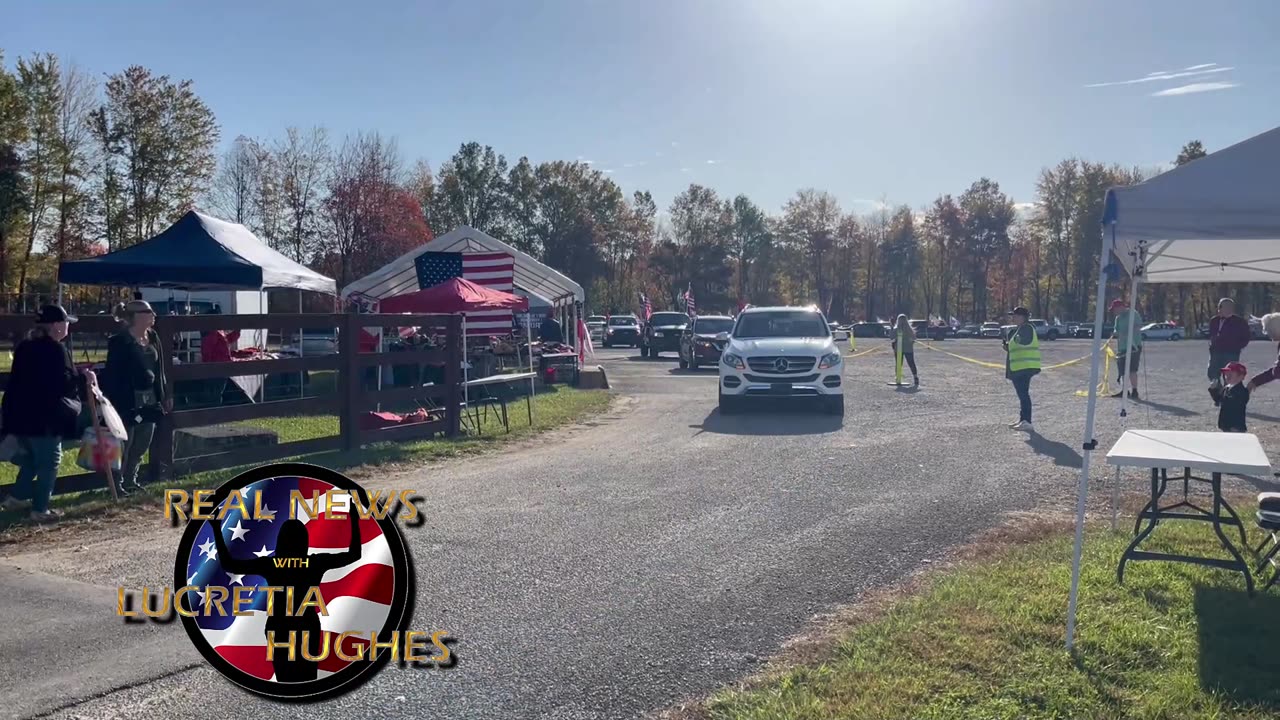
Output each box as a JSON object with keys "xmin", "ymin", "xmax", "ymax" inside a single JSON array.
[
  {"xmin": 890, "ymin": 314, "xmax": 919, "ymax": 387},
  {"xmin": 1004, "ymin": 306, "xmax": 1040, "ymax": 432},
  {"xmin": 1207, "ymin": 297, "xmax": 1250, "ymax": 405},
  {"xmin": 1110, "ymin": 298, "xmax": 1142, "ymax": 400}
]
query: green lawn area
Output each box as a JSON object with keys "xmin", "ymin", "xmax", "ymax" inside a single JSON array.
[
  {"xmin": 701, "ymin": 511, "xmax": 1280, "ymax": 720},
  {"xmin": 1, "ymin": 387, "xmax": 610, "ymax": 521}
]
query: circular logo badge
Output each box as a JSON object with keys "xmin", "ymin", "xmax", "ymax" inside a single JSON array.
[{"xmin": 173, "ymin": 462, "xmax": 412, "ymax": 701}]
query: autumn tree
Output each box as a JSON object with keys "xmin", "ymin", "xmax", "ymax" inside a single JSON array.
[
  {"xmin": 429, "ymin": 142, "xmax": 510, "ymax": 239},
  {"xmin": 780, "ymin": 189, "xmax": 841, "ymax": 309},
  {"xmin": 959, "ymin": 178, "xmax": 1015, "ymax": 321},
  {"xmin": 1175, "ymin": 140, "xmax": 1207, "ymax": 166},
  {"xmin": 275, "ymin": 126, "xmax": 329, "ymax": 263},
  {"xmin": 728, "ymin": 194, "xmax": 770, "ymax": 307},
  {"xmin": 94, "ymin": 65, "xmax": 219, "ymax": 247}
]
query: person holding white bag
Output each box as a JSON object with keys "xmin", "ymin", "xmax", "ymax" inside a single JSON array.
[{"xmin": 0, "ymin": 306, "xmax": 96, "ymax": 521}]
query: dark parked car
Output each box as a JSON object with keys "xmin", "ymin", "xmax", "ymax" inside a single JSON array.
[
  {"xmin": 603, "ymin": 315, "xmax": 641, "ymax": 348},
  {"xmin": 641, "ymin": 311, "xmax": 689, "ymax": 358},
  {"xmin": 679, "ymin": 315, "xmax": 734, "ymax": 369},
  {"xmin": 954, "ymin": 324, "xmax": 981, "ymax": 338},
  {"xmin": 909, "ymin": 320, "xmax": 948, "ymax": 340},
  {"xmin": 850, "ymin": 322, "xmax": 887, "ymax": 338}
]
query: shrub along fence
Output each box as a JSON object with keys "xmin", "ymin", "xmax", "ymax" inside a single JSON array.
[{"xmin": 0, "ymin": 312, "xmax": 463, "ymax": 499}]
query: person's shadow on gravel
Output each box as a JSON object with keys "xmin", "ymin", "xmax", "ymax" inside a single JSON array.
[{"xmin": 1026, "ymin": 432, "xmax": 1083, "ymax": 468}]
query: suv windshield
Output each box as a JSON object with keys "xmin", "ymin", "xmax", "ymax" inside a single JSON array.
[
  {"xmin": 694, "ymin": 318, "xmax": 733, "ymax": 334},
  {"xmin": 733, "ymin": 310, "xmax": 829, "ymax": 339},
  {"xmin": 609, "ymin": 317, "xmax": 637, "ymax": 326},
  {"xmin": 649, "ymin": 313, "xmax": 687, "ymax": 326},
  {"xmin": 151, "ymin": 300, "xmax": 220, "ymax": 315},
  {"xmin": 587, "ymin": 316, "xmax": 606, "ymax": 323}
]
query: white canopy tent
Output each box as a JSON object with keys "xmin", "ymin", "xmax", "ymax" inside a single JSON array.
[{"xmin": 1067, "ymin": 124, "xmax": 1280, "ymax": 648}]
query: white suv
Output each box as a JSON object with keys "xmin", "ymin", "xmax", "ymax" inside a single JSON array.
[{"xmin": 718, "ymin": 306, "xmax": 844, "ymax": 416}]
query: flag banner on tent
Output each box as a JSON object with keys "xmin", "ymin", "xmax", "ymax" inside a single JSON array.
[{"xmin": 414, "ymin": 251, "xmax": 515, "ymax": 335}]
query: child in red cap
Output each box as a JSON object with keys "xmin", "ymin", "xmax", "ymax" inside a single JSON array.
[{"xmin": 1218, "ymin": 361, "xmax": 1250, "ymax": 433}]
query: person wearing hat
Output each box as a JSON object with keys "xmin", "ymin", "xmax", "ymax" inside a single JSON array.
[
  {"xmin": 102, "ymin": 300, "xmax": 168, "ymax": 496},
  {"xmin": 1003, "ymin": 306, "xmax": 1040, "ymax": 431},
  {"xmin": 1207, "ymin": 297, "xmax": 1250, "ymax": 405},
  {"xmin": 1110, "ymin": 298, "xmax": 1142, "ymax": 400},
  {"xmin": 0, "ymin": 305, "xmax": 96, "ymax": 520},
  {"xmin": 1217, "ymin": 361, "xmax": 1250, "ymax": 433}
]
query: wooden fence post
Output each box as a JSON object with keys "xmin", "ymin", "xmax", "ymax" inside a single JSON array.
[
  {"xmin": 150, "ymin": 315, "xmax": 176, "ymax": 485},
  {"xmin": 444, "ymin": 315, "xmax": 462, "ymax": 437},
  {"xmin": 339, "ymin": 312, "xmax": 361, "ymax": 452}
]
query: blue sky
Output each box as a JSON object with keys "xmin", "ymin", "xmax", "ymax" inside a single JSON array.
[{"xmin": 5, "ymin": 0, "xmax": 1278, "ymax": 215}]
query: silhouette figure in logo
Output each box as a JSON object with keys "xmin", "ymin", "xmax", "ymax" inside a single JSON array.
[{"xmin": 211, "ymin": 498, "xmax": 362, "ymax": 682}]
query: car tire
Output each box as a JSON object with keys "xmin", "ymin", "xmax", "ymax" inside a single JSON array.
[
  {"xmin": 1170, "ymin": 334, "xmax": 1181, "ymax": 341},
  {"xmin": 824, "ymin": 395, "xmax": 845, "ymax": 416},
  {"xmin": 718, "ymin": 391, "xmax": 738, "ymax": 415},
  {"xmin": 604, "ymin": 341, "xmax": 612, "ymax": 348},
  {"xmin": 640, "ymin": 344, "xmax": 648, "ymax": 357},
  {"xmin": 1048, "ymin": 330, "xmax": 1059, "ymax": 341},
  {"xmin": 689, "ymin": 355, "xmax": 699, "ymax": 370}
]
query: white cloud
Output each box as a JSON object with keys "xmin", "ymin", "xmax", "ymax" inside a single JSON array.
[
  {"xmin": 679, "ymin": 167, "xmax": 691, "ymax": 173},
  {"xmin": 705, "ymin": 160, "xmax": 717, "ymax": 165},
  {"xmin": 1085, "ymin": 65, "xmax": 1232, "ymax": 88},
  {"xmin": 622, "ymin": 163, "xmax": 634, "ymax": 168},
  {"xmin": 1184, "ymin": 63, "xmax": 1217, "ymax": 71},
  {"xmin": 1152, "ymin": 81, "xmax": 1239, "ymax": 97},
  {"xmin": 671, "ymin": 141, "xmax": 679, "ymax": 148},
  {"xmin": 603, "ymin": 169, "xmax": 615, "ymax": 174}
]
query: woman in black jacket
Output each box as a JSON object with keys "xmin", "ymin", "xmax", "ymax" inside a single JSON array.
[
  {"xmin": 0, "ymin": 306, "xmax": 94, "ymax": 520},
  {"xmin": 102, "ymin": 300, "xmax": 168, "ymax": 496}
]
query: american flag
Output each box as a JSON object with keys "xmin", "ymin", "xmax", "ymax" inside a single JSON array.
[
  {"xmin": 639, "ymin": 292, "xmax": 652, "ymax": 321},
  {"xmin": 182, "ymin": 476, "xmax": 396, "ymax": 682},
  {"xmin": 683, "ymin": 283, "xmax": 696, "ymax": 317},
  {"xmin": 414, "ymin": 251, "xmax": 515, "ymax": 336}
]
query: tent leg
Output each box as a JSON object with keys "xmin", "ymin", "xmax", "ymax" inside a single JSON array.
[
  {"xmin": 462, "ymin": 314, "xmax": 469, "ymax": 411},
  {"xmin": 527, "ymin": 317, "xmax": 534, "ymax": 425},
  {"xmin": 1066, "ymin": 222, "xmax": 1115, "ymax": 650}
]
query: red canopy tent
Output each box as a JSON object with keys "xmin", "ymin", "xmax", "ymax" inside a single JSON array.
[{"xmin": 379, "ymin": 277, "xmax": 529, "ymax": 313}]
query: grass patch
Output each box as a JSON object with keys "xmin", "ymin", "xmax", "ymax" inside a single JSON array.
[
  {"xmin": 699, "ymin": 511, "xmax": 1280, "ymax": 720},
  {"xmin": 1, "ymin": 387, "xmax": 610, "ymax": 524}
]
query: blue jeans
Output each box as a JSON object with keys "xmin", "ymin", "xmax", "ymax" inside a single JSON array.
[
  {"xmin": 12, "ymin": 436, "xmax": 63, "ymax": 513},
  {"xmin": 1011, "ymin": 374, "xmax": 1033, "ymax": 423}
]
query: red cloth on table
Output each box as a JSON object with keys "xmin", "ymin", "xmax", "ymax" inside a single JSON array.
[
  {"xmin": 359, "ymin": 329, "xmax": 379, "ymax": 353},
  {"xmin": 201, "ymin": 330, "xmax": 241, "ymax": 363},
  {"xmin": 359, "ymin": 411, "xmax": 402, "ymax": 431}
]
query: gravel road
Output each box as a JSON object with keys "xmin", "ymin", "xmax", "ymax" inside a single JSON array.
[{"xmin": 3, "ymin": 336, "xmax": 1277, "ymax": 719}]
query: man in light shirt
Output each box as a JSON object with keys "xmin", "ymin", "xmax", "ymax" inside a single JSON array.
[{"xmin": 1110, "ymin": 298, "xmax": 1142, "ymax": 400}]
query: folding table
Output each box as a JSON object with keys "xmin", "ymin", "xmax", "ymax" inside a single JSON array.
[{"xmin": 1107, "ymin": 429, "xmax": 1273, "ymax": 594}]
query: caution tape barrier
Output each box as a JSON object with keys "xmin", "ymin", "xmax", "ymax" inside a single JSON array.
[
  {"xmin": 845, "ymin": 346, "xmax": 885, "ymax": 359},
  {"xmin": 849, "ymin": 340, "xmax": 1114, "ymax": 395}
]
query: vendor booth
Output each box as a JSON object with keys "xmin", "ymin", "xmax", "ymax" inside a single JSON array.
[
  {"xmin": 1068, "ymin": 124, "xmax": 1280, "ymax": 648},
  {"xmin": 57, "ymin": 210, "xmax": 337, "ymax": 403}
]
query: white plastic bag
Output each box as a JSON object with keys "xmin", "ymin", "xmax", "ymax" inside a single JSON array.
[{"xmin": 94, "ymin": 391, "xmax": 128, "ymax": 441}]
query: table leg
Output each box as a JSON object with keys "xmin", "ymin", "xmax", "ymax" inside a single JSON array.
[
  {"xmin": 1218, "ymin": 493, "xmax": 1248, "ymax": 549},
  {"xmin": 1132, "ymin": 470, "xmax": 1168, "ymax": 536},
  {"xmin": 526, "ymin": 394, "xmax": 532, "ymax": 426},
  {"xmin": 1210, "ymin": 473, "xmax": 1254, "ymax": 595},
  {"xmin": 1119, "ymin": 467, "xmax": 1163, "ymax": 584}
]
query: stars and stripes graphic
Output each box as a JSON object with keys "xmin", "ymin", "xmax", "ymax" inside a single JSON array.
[
  {"xmin": 183, "ymin": 476, "xmax": 395, "ymax": 682},
  {"xmin": 414, "ymin": 251, "xmax": 516, "ymax": 336},
  {"xmin": 639, "ymin": 292, "xmax": 652, "ymax": 321},
  {"xmin": 682, "ymin": 283, "xmax": 696, "ymax": 317}
]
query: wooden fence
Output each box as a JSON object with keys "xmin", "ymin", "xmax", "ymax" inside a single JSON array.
[{"xmin": 0, "ymin": 312, "xmax": 463, "ymax": 498}]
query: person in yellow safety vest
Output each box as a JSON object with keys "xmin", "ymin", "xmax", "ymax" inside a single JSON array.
[{"xmin": 1004, "ymin": 306, "xmax": 1041, "ymax": 432}]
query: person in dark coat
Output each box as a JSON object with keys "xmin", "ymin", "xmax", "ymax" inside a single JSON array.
[
  {"xmin": 1207, "ymin": 297, "xmax": 1250, "ymax": 405},
  {"xmin": 102, "ymin": 300, "xmax": 167, "ymax": 496},
  {"xmin": 0, "ymin": 306, "xmax": 95, "ymax": 520},
  {"xmin": 539, "ymin": 310, "xmax": 564, "ymax": 344}
]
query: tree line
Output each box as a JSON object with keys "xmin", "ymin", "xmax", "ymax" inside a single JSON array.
[{"xmin": 0, "ymin": 49, "xmax": 1270, "ymax": 326}]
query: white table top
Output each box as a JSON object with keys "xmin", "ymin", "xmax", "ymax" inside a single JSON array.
[
  {"xmin": 465, "ymin": 372, "xmax": 537, "ymax": 387},
  {"xmin": 1106, "ymin": 429, "xmax": 1273, "ymax": 476}
]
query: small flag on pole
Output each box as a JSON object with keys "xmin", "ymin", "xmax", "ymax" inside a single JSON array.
[{"xmin": 683, "ymin": 283, "xmax": 696, "ymax": 317}]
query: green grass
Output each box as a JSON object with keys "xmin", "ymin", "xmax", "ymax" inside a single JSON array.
[
  {"xmin": 1, "ymin": 387, "xmax": 610, "ymax": 522},
  {"xmin": 703, "ymin": 511, "xmax": 1280, "ymax": 720}
]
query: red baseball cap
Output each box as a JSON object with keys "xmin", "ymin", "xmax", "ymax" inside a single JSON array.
[
  {"xmin": 1222, "ymin": 361, "xmax": 1247, "ymax": 374},
  {"xmin": 1109, "ymin": 298, "xmax": 1128, "ymax": 311}
]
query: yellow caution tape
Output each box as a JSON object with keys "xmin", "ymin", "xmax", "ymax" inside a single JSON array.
[
  {"xmin": 1074, "ymin": 345, "xmax": 1118, "ymax": 397},
  {"xmin": 918, "ymin": 342, "xmax": 1006, "ymax": 369},
  {"xmin": 846, "ymin": 346, "xmax": 885, "ymax": 359}
]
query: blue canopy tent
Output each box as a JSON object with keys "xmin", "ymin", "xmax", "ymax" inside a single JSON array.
[
  {"xmin": 1067, "ymin": 124, "xmax": 1280, "ymax": 648},
  {"xmin": 58, "ymin": 211, "xmax": 335, "ymax": 294}
]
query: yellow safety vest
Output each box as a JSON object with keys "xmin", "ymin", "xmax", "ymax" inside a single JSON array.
[{"xmin": 1008, "ymin": 326, "xmax": 1041, "ymax": 372}]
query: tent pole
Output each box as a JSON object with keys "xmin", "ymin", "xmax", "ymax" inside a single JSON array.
[
  {"xmin": 298, "ymin": 290, "xmax": 304, "ymax": 400},
  {"xmin": 527, "ymin": 313, "xmax": 534, "ymax": 425},
  {"xmin": 468, "ymin": 311, "xmax": 473, "ymax": 412},
  {"xmin": 1066, "ymin": 222, "xmax": 1115, "ymax": 650}
]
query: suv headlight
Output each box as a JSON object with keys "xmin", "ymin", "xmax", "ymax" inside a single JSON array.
[
  {"xmin": 818, "ymin": 352, "xmax": 841, "ymax": 369},
  {"xmin": 722, "ymin": 352, "xmax": 745, "ymax": 370}
]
